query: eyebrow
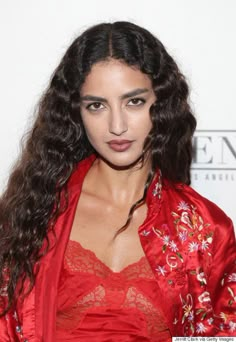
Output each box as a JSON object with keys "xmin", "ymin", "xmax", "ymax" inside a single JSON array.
[{"xmin": 80, "ymin": 88, "xmax": 150, "ymax": 103}]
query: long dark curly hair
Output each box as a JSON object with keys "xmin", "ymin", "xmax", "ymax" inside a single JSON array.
[{"xmin": 0, "ymin": 21, "xmax": 196, "ymax": 313}]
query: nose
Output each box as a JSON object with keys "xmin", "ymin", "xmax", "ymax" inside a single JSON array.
[{"xmin": 109, "ymin": 108, "xmax": 128, "ymax": 136}]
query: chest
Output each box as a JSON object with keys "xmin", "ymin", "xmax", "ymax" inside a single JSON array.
[{"xmin": 69, "ymin": 191, "xmax": 148, "ymax": 272}]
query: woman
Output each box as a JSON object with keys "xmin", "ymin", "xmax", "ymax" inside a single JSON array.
[{"xmin": 0, "ymin": 21, "xmax": 235, "ymax": 341}]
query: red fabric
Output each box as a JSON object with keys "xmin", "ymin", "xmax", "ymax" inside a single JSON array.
[
  {"xmin": 55, "ymin": 240, "xmax": 171, "ymax": 341},
  {"xmin": 1, "ymin": 154, "xmax": 236, "ymax": 341}
]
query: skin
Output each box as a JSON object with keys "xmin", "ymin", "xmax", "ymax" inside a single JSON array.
[{"xmin": 70, "ymin": 59, "xmax": 156, "ymax": 272}]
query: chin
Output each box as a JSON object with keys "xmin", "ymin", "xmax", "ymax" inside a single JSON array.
[{"xmin": 99, "ymin": 153, "xmax": 144, "ymax": 170}]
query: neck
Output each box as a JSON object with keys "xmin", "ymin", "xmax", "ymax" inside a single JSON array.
[{"xmin": 85, "ymin": 156, "xmax": 152, "ymax": 207}]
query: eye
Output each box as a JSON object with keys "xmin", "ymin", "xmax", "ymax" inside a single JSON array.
[
  {"xmin": 86, "ymin": 102, "xmax": 105, "ymax": 111},
  {"xmin": 127, "ymin": 98, "xmax": 146, "ymax": 106}
]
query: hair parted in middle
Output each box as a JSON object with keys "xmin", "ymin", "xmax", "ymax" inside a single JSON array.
[
  {"xmin": 0, "ymin": 21, "xmax": 196, "ymax": 313},
  {"xmin": 51, "ymin": 20, "xmax": 196, "ymax": 183}
]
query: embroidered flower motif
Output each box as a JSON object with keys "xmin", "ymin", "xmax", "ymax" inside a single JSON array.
[
  {"xmin": 141, "ymin": 230, "xmax": 150, "ymax": 237},
  {"xmin": 229, "ymin": 320, "xmax": 236, "ymax": 332},
  {"xmin": 153, "ymin": 226, "xmax": 182, "ymax": 266},
  {"xmin": 183, "ymin": 304, "xmax": 193, "ymax": 322},
  {"xmin": 228, "ymin": 273, "xmax": 236, "ymax": 282},
  {"xmin": 198, "ymin": 291, "xmax": 211, "ymax": 303},
  {"xmin": 187, "ymin": 310, "xmax": 194, "ymax": 322},
  {"xmin": 154, "ymin": 201, "xmax": 236, "ymax": 335},
  {"xmin": 173, "ymin": 318, "xmax": 178, "ymax": 325},
  {"xmin": 188, "ymin": 241, "xmax": 199, "ymax": 252},
  {"xmin": 155, "ymin": 265, "xmax": 167, "ymax": 276},
  {"xmin": 196, "ymin": 322, "xmax": 207, "ymax": 334},
  {"xmin": 219, "ymin": 323, "xmax": 224, "ymax": 330},
  {"xmin": 177, "ymin": 201, "xmax": 190, "ymax": 211},
  {"xmin": 172, "ymin": 202, "xmax": 213, "ymax": 255},
  {"xmin": 180, "ymin": 293, "xmax": 194, "ymax": 324},
  {"xmin": 152, "ymin": 174, "xmax": 162, "ymax": 198},
  {"xmin": 207, "ymin": 237, "xmax": 213, "ymax": 245},
  {"xmin": 180, "ymin": 211, "xmax": 192, "ymax": 227},
  {"xmin": 207, "ymin": 317, "xmax": 214, "ymax": 325},
  {"xmin": 152, "ymin": 183, "xmax": 159, "ymax": 197},
  {"xmin": 197, "ymin": 272, "xmax": 207, "ymax": 285},
  {"xmin": 220, "ymin": 312, "xmax": 228, "ymax": 322},
  {"xmin": 169, "ymin": 240, "xmax": 178, "ymax": 252},
  {"xmin": 166, "ymin": 254, "xmax": 180, "ymax": 270},
  {"xmin": 178, "ymin": 231, "xmax": 188, "ymax": 242},
  {"xmin": 227, "ymin": 286, "xmax": 236, "ymax": 305},
  {"xmin": 162, "ymin": 235, "xmax": 170, "ymax": 245},
  {"xmin": 201, "ymin": 240, "xmax": 209, "ymax": 250}
]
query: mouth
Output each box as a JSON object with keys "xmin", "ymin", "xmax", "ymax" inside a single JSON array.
[{"xmin": 107, "ymin": 139, "xmax": 134, "ymax": 152}]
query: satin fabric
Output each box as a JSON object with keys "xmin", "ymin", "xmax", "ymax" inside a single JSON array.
[
  {"xmin": 1, "ymin": 154, "xmax": 236, "ymax": 341},
  {"xmin": 55, "ymin": 240, "xmax": 171, "ymax": 341}
]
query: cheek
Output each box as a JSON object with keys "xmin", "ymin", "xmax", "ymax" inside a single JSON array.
[
  {"xmin": 133, "ymin": 113, "xmax": 152, "ymax": 135},
  {"xmin": 81, "ymin": 115, "xmax": 94, "ymax": 134},
  {"xmin": 145, "ymin": 112, "xmax": 153, "ymax": 131},
  {"xmin": 82, "ymin": 118, "xmax": 103, "ymax": 143},
  {"xmin": 83, "ymin": 125, "xmax": 95, "ymax": 142}
]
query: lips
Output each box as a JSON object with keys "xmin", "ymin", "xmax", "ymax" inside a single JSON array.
[{"xmin": 107, "ymin": 139, "xmax": 133, "ymax": 152}]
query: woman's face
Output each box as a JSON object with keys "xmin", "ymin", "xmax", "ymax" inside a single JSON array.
[{"xmin": 80, "ymin": 59, "xmax": 156, "ymax": 168}]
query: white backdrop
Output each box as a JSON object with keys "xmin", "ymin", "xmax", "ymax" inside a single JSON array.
[{"xmin": 0, "ymin": 0, "xmax": 235, "ymax": 224}]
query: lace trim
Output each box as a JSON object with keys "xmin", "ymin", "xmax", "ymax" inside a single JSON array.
[
  {"xmin": 57, "ymin": 282, "xmax": 168, "ymax": 336},
  {"xmin": 64, "ymin": 240, "xmax": 155, "ymax": 280},
  {"xmin": 56, "ymin": 240, "xmax": 170, "ymax": 338}
]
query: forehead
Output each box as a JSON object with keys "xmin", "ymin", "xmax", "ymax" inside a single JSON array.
[{"xmin": 80, "ymin": 59, "xmax": 152, "ymax": 95}]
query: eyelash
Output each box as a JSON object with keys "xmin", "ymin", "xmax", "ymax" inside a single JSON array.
[
  {"xmin": 128, "ymin": 98, "xmax": 146, "ymax": 106},
  {"xmin": 86, "ymin": 102, "xmax": 103, "ymax": 111},
  {"xmin": 85, "ymin": 98, "xmax": 146, "ymax": 111}
]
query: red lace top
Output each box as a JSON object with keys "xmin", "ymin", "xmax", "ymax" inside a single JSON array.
[{"xmin": 56, "ymin": 240, "xmax": 171, "ymax": 341}]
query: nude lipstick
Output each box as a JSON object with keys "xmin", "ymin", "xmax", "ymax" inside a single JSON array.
[{"xmin": 107, "ymin": 139, "xmax": 133, "ymax": 152}]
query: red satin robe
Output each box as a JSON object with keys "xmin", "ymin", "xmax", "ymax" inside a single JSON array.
[{"xmin": 1, "ymin": 154, "xmax": 236, "ymax": 341}]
